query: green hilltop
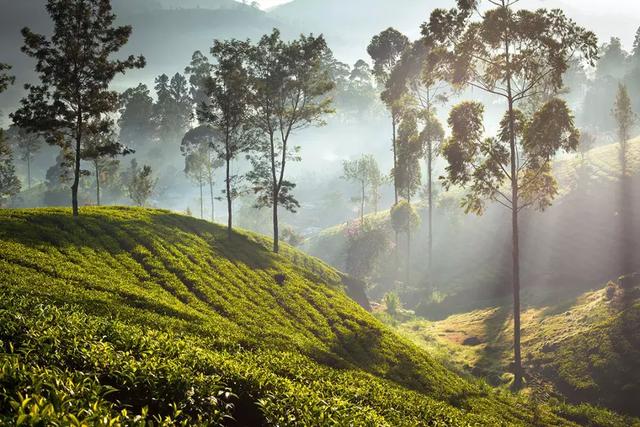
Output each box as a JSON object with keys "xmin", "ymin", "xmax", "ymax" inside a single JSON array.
[{"xmin": 0, "ymin": 207, "xmax": 616, "ymax": 425}]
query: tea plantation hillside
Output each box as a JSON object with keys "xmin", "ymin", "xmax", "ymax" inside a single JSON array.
[{"xmin": 0, "ymin": 207, "xmax": 601, "ymax": 426}]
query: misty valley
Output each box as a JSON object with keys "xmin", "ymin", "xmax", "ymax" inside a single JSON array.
[{"xmin": 0, "ymin": 0, "xmax": 639, "ymax": 426}]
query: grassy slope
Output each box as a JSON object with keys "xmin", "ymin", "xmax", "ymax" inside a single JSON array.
[
  {"xmin": 0, "ymin": 207, "xmax": 587, "ymax": 426},
  {"xmin": 396, "ymin": 282, "xmax": 640, "ymax": 421}
]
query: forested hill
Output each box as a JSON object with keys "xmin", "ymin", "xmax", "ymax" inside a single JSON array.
[{"xmin": 0, "ymin": 207, "xmax": 602, "ymax": 425}]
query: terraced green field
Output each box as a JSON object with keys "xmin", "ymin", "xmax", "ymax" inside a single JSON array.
[{"xmin": 1, "ymin": 207, "xmax": 606, "ymax": 426}]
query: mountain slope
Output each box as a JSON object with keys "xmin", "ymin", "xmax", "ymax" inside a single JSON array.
[
  {"xmin": 0, "ymin": 207, "xmax": 588, "ymax": 425},
  {"xmin": 269, "ymin": 0, "xmax": 449, "ymax": 61}
]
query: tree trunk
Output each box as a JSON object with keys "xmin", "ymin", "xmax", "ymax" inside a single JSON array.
[
  {"xmin": 71, "ymin": 115, "xmax": 82, "ymax": 217},
  {"xmin": 507, "ymin": 89, "xmax": 523, "ymax": 391},
  {"xmin": 392, "ymin": 114, "xmax": 398, "ymax": 204},
  {"xmin": 273, "ymin": 198, "xmax": 279, "ymax": 253},
  {"xmin": 27, "ymin": 152, "xmax": 31, "ymax": 190},
  {"xmin": 620, "ymin": 138, "xmax": 633, "ymax": 275},
  {"xmin": 360, "ymin": 179, "xmax": 365, "ymax": 224},
  {"xmin": 209, "ymin": 178, "xmax": 215, "ymax": 223},
  {"xmin": 95, "ymin": 161, "xmax": 101, "ymax": 206},
  {"xmin": 269, "ymin": 131, "xmax": 280, "ymax": 254},
  {"xmin": 407, "ymin": 227, "xmax": 411, "ymax": 286},
  {"xmin": 226, "ymin": 156, "xmax": 232, "ymax": 238},
  {"xmin": 502, "ymin": 28, "xmax": 523, "ymax": 389},
  {"xmin": 427, "ymin": 141, "xmax": 433, "ymax": 283},
  {"xmin": 199, "ymin": 177, "xmax": 204, "ymax": 220}
]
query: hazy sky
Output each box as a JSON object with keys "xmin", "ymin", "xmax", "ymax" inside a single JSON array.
[
  {"xmin": 253, "ymin": 0, "xmax": 639, "ymax": 49},
  {"xmin": 254, "ymin": 0, "xmax": 291, "ymax": 9}
]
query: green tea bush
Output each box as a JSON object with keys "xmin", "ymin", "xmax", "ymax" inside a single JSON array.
[{"xmin": 0, "ymin": 207, "xmax": 615, "ymax": 426}]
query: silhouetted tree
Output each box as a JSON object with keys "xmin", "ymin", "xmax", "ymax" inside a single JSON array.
[
  {"xmin": 185, "ymin": 50, "xmax": 214, "ymax": 113},
  {"xmin": 246, "ymin": 29, "xmax": 334, "ymax": 253},
  {"xmin": 0, "ymin": 132, "xmax": 21, "ymax": 207},
  {"xmin": 11, "ymin": 0, "xmax": 145, "ymax": 217},
  {"xmin": 5, "ymin": 126, "xmax": 43, "ymax": 190},
  {"xmin": 596, "ymin": 37, "xmax": 628, "ymax": 80},
  {"xmin": 424, "ymin": 0, "xmax": 596, "ymax": 388},
  {"xmin": 0, "ymin": 63, "xmax": 14, "ymax": 93},
  {"xmin": 198, "ymin": 39, "xmax": 252, "ymax": 237},
  {"xmin": 418, "ymin": 110, "xmax": 444, "ymax": 274},
  {"xmin": 368, "ymin": 28, "xmax": 409, "ymax": 203},
  {"xmin": 118, "ymin": 84, "xmax": 155, "ymax": 149},
  {"xmin": 153, "ymin": 73, "xmax": 191, "ymax": 145}
]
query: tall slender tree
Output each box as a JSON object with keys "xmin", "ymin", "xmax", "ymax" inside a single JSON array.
[
  {"xmin": 342, "ymin": 154, "xmax": 381, "ymax": 224},
  {"xmin": 5, "ymin": 126, "xmax": 43, "ymax": 190},
  {"xmin": 181, "ymin": 127, "xmax": 222, "ymax": 221},
  {"xmin": 153, "ymin": 73, "xmax": 191, "ymax": 145},
  {"xmin": 613, "ymin": 84, "xmax": 636, "ymax": 175},
  {"xmin": 368, "ymin": 28, "xmax": 409, "ymax": 204},
  {"xmin": 387, "ymin": 38, "xmax": 448, "ymax": 276},
  {"xmin": 394, "ymin": 110, "xmax": 422, "ymax": 204},
  {"xmin": 0, "ymin": 135, "xmax": 21, "ymax": 207},
  {"xmin": 198, "ymin": 39, "xmax": 252, "ymax": 238},
  {"xmin": 613, "ymin": 83, "xmax": 636, "ymax": 276},
  {"xmin": 418, "ymin": 110, "xmax": 444, "ymax": 276},
  {"xmin": 11, "ymin": 0, "xmax": 145, "ymax": 217},
  {"xmin": 246, "ymin": 29, "xmax": 334, "ymax": 253},
  {"xmin": 185, "ymin": 50, "xmax": 214, "ymax": 113},
  {"xmin": 424, "ymin": 0, "xmax": 597, "ymax": 388}
]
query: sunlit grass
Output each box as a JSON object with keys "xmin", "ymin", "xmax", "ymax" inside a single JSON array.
[{"xmin": 0, "ymin": 206, "xmax": 592, "ymax": 425}]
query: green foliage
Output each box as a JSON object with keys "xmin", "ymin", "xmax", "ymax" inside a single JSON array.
[
  {"xmin": 384, "ymin": 292, "xmax": 402, "ymax": 315},
  {"xmin": 0, "ymin": 207, "xmax": 582, "ymax": 425},
  {"xmin": 0, "ymin": 62, "xmax": 14, "ymax": 93},
  {"xmin": 394, "ymin": 110, "xmax": 423, "ymax": 201},
  {"xmin": 441, "ymin": 98, "xmax": 578, "ymax": 215},
  {"xmin": 342, "ymin": 154, "xmax": 383, "ymax": 221},
  {"xmin": 118, "ymin": 83, "xmax": 155, "ymax": 149},
  {"xmin": 126, "ymin": 162, "xmax": 157, "ymax": 206},
  {"xmin": 613, "ymin": 84, "xmax": 636, "ymax": 150},
  {"xmin": 390, "ymin": 200, "xmax": 420, "ymax": 234},
  {"xmin": 0, "ymin": 136, "xmax": 21, "ymax": 206},
  {"xmin": 367, "ymin": 28, "xmax": 410, "ymax": 88},
  {"xmin": 246, "ymin": 29, "xmax": 335, "ymax": 252},
  {"xmin": 153, "ymin": 73, "xmax": 192, "ymax": 145},
  {"xmin": 11, "ymin": 0, "xmax": 145, "ymax": 216},
  {"xmin": 344, "ymin": 220, "xmax": 391, "ymax": 281}
]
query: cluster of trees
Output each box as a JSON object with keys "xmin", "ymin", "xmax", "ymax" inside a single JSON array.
[
  {"xmin": 343, "ymin": 0, "xmax": 599, "ymax": 390},
  {"xmin": 0, "ymin": 64, "xmax": 21, "ymax": 206},
  {"xmin": 1, "ymin": 0, "xmax": 336, "ymax": 254},
  {"xmin": 579, "ymin": 30, "xmax": 640, "ymax": 134}
]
